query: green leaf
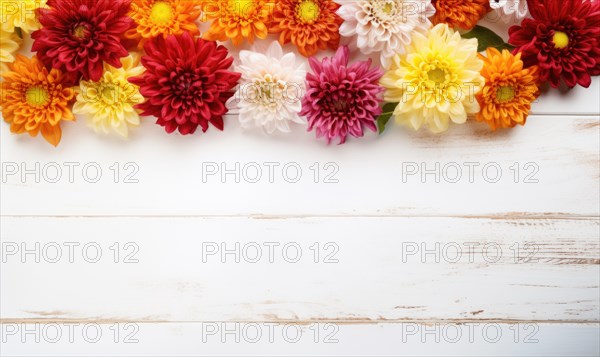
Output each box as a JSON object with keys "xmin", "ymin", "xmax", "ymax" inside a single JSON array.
[
  {"xmin": 462, "ymin": 25, "xmax": 515, "ymax": 53},
  {"xmin": 377, "ymin": 102, "xmax": 398, "ymax": 134}
]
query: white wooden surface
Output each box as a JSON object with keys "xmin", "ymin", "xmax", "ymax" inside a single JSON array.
[{"xmin": 1, "ymin": 17, "xmax": 599, "ymax": 357}]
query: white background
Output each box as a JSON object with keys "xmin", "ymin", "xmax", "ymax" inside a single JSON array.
[{"xmin": 1, "ymin": 13, "xmax": 599, "ymax": 357}]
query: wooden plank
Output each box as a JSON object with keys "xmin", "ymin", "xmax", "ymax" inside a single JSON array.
[
  {"xmin": 529, "ymin": 84, "xmax": 600, "ymax": 116},
  {"xmin": 2, "ymin": 216, "xmax": 598, "ymax": 323},
  {"xmin": 1, "ymin": 116, "xmax": 598, "ymax": 217},
  {"xmin": 1, "ymin": 322, "xmax": 598, "ymax": 356}
]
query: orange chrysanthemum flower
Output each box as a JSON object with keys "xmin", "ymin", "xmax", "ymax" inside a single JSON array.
[
  {"xmin": 201, "ymin": 0, "xmax": 275, "ymax": 46},
  {"xmin": 476, "ymin": 48, "xmax": 541, "ymax": 131},
  {"xmin": 125, "ymin": 0, "xmax": 202, "ymax": 48},
  {"xmin": 431, "ymin": 0, "xmax": 489, "ymax": 30},
  {"xmin": 1, "ymin": 55, "xmax": 76, "ymax": 146},
  {"xmin": 270, "ymin": 0, "xmax": 343, "ymax": 57}
]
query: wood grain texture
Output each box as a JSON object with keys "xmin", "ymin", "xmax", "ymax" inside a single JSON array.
[
  {"xmin": 2, "ymin": 216, "xmax": 598, "ymax": 323},
  {"xmin": 2, "ymin": 115, "xmax": 599, "ymax": 217}
]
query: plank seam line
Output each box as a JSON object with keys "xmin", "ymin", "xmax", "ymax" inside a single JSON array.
[
  {"xmin": 1, "ymin": 319, "xmax": 599, "ymax": 325},
  {"xmin": 2, "ymin": 214, "xmax": 599, "ymax": 220}
]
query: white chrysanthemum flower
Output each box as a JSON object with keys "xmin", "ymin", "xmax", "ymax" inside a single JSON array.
[
  {"xmin": 336, "ymin": 0, "xmax": 436, "ymax": 68},
  {"xmin": 489, "ymin": 0, "xmax": 529, "ymax": 23},
  {"xmin": 227, "ymin": 42, "xmax": 306, "ymax": 134}
]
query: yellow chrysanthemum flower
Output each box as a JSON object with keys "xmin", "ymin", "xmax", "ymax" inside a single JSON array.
[
  {"xmin": 72, "ymin": 55, "xmax": 145, "ymax": 138},
  {"xmin": 0, "ymin": 28, "xmax": 22, "ymax": 78},
  {"xmin": 0, "ymin": 0, "xmax": 47, "ymax": 33},
  {"xmin": 380, "ymin": 24, "xmax": 485, "ymax": 133}
]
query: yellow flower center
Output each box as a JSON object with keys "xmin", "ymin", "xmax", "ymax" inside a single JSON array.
[
  {"xmin": 296, "ymin": 0, "xmax": 320, "ymax": 24},
  {"xmin": 552, "ymin": 31, "xmax": 569, "ymax": 49},
  {"xmin": 382, "ymin": 1, "xmax": 394, "ymax": 14},
  {"xmin": 150, "ymin": 1, "xmax": 174, "ymax": 24},
  {"xmin": 253, "ymin": 74, "xmax": 286, "ymax": 107},
  {"xmin": 101, "ymin": 84, "xmax": 119, "ymax": 102},
  {"xmin": 496, "ymin": 85, "xmax": 516, "ymax": 103},
  {"xmin": 72, "ymin": 25, "xmax": 88, "ymax": 39},
  {"xmin": 372, "ymin": 0, "xmax": 397, "ymax": 20},
  {"xmin": 25, "ymin": 86, "xmax": 50, "ymax": 107},
  {"xmin": 427, "ymin": 68, "xmax": 447, "ymax": 84},
  {"xmin": 231, "ymin": 0, "xmax": 255, "ymax": 18}
]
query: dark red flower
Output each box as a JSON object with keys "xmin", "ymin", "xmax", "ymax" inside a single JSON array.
[
  {"xmin": 508, "ymin": 0, "xmax": 600, "ymax": 88},
  {"xmin": 31, "ymin": 0, "xmax": 132, "ymax": 83},
  {"xmin": 129, "ymin": 32, "xmax": 240, "ymax": 135}
]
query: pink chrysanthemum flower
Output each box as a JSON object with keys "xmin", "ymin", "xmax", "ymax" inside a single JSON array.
[{"xmin": 300, "ymin": 46, "xmax": 384, "ymax": 144}]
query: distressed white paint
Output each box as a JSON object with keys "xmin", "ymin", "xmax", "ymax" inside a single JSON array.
[
  {"xmin": 1, "ymin": 115, "xmax": 598, "ymax": 217},
  {"xmin": 2, "ymin": 217, "xmax": 598, "ymax": 322}
]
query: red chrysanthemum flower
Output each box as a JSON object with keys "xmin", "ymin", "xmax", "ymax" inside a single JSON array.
[
  {"xmin": 300, "ymin": 46, "xmax": 384, "ymax": 144},
  {"xmin": 129, "ymin": 32, "xmax": 241, "ymax": 135},
  {"xmin": 31, "ymin": 0, "xmax": 133, "ymax": 83},
  {"xmin": 509, "ymin": 0, "xmax": 600, "ymax": 88}
]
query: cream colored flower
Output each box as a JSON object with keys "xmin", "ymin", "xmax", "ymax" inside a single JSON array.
[
  {"xmin": 380, "ymin": 24, "xmax": 484, "ymax": 133},
  {"xmin": 72, "ymin": 54, "xmax": 145, "ymax": 138},
  {"xmin": 0, "ymin": 0, "xmax": 47, "ymax": 33},
  {"xmin": 337, "ymin": 0, "xmax": 435, "ymax": 68},
  {"xmin": 227, "ymin": 41, "xmax": 306, "ymax": 134},
  {"xmin": 0, "ymin": 28, "xmax": 21, "ymax": 77}
]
